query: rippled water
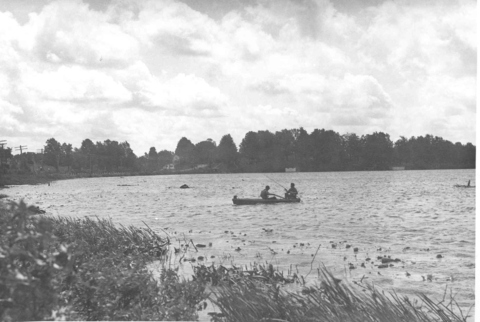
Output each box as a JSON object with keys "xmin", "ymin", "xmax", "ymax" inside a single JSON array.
[{"xmin": 5, "ymin": 169, "xmax": 476, "ymax": 315}]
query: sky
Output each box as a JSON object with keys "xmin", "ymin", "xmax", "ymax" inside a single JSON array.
[{"xmin": 0, "ymin": 0, "xmax": 476, "ymax": 156}]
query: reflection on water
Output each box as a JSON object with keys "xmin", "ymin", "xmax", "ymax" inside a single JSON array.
[{"xmin": 6, "ymin": 169, "xmax": 476, "ymax": 312}]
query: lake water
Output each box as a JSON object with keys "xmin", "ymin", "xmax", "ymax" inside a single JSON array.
[{"xmin": 5, "ymin": 169, "xmax": 476, "ymax": 316}]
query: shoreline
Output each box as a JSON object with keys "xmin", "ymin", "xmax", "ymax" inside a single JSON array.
[{"xmin": 0, "ymin": 166, "xmax": 475, "ymax": 188}]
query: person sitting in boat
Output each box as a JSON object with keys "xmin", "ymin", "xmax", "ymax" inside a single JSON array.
[
  {"xmin": 260, "ymin": 186, "xmax": 276, "ymax": 199},
  {"xmin": 285, "ymin": 183, "xmax": 298, "ymax": 199}
]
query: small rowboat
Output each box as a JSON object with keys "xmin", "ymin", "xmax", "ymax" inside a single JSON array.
[{"xmin": 232, "ymin": 196, "xmax": 301, "ymax": 205}]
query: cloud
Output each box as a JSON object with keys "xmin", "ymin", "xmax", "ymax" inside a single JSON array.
[
  {"xmin": 127, "ymin": 0, "xmax": 220, "ymax": 57},
  {"xmin": 21, "ymin": 65, "xmax": 132, "ymax": 103},
  {"xmin": 22, "ymin": 0, "xmax": 139, "ymax": 67}
]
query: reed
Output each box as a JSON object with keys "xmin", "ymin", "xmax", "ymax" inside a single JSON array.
[
  {"xmin": 50, "ymin": 215, "xmax": 169, "ymax": 258},
  {"xmin": 205, "ymin": 264, "xmax": 471, "ymax": 322},
  {"xmin": 0, "ymin": 200, "xmax": 207, "ymax": 321}
]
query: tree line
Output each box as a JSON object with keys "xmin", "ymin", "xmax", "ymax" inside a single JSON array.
[{"xmin": 1, "ymin": 128, "xmax": 475, "ymax": 174}]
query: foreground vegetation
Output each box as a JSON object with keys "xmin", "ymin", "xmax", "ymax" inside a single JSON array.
[{"xmin": 0, "ymin": 200, "xmax": 472, "ymax": 321}]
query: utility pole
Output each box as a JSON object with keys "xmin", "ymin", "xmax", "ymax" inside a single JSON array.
[{"xmin": 15, "ymin": 145, "xmax": 27, "ymax": 154}]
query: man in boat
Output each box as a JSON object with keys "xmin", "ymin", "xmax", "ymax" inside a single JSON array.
[
  {"xmin": 260, "ymin": 186, "xmax": 276, "ymax": 199},
  {"xmin": 285, "ymin": 183, "xmax": 298, "ymax": 199}
]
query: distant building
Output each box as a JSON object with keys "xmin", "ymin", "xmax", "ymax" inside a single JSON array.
[
  {"xmin": 391, "ymin": 166, "xmax": 405, "ymax": 170},
  {"xmin": 162, "ymin": 164, "xmax": 175, "ymax": 170},
  {"xmin": 285, "ymin": 168, "xmax": 296, "ymax": 172}
]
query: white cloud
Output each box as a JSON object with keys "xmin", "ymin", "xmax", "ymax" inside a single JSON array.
[
  {"xmin": 21, "ymin": 0, "xmax": 139, "ymax": 67},
  {"xmin": 21, "ymin": 65, "xmax": 132, "ymax": 103}
]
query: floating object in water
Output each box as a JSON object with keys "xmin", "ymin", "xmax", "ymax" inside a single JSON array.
[
  {"xmin": 454, "ymin": 180, "xmax": 474, "ymax": 188},
  {"xmin": 436, "ymin": 254, "xmax": 443, "ymax": 259},
  {"xmin": 180, "ymin": 184, "xmax": 189, "ymax": 189}
]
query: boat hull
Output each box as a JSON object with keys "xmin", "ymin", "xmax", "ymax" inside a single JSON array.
[{"xmin": 232, "ymin": 198, "xmax": 301, "ymax": 205}]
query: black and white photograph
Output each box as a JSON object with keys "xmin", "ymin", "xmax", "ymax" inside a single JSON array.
[{"xmin": 0, "ymin": 0, "xmax": 476, "ymax": 321}]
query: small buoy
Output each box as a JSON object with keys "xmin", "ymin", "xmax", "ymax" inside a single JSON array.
[{"xmin": 180, "ymin": 184, "xmax": 189, "ymax": 189}]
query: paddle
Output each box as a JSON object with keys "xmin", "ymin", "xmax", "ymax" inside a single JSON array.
[{"xmin": 272, "ymin": 194, "xmax": 285, "ymax": 199}]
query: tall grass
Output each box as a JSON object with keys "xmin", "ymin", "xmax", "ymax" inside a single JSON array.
[
  {"xmin": 204, "ymin": 264, "xmax": 471, "ymax": 322},
  {"xmin": 0, "ymin": 200, "xmax": 208, "ymax": 321}
]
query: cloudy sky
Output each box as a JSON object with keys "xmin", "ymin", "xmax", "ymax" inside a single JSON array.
[{"xmin": 0, "ymin": 0, "xmax": 476, "ymax": 155}]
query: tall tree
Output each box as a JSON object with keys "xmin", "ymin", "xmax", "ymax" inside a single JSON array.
[
  {"xmin": 310, "ymin": 129, "xmax": 343, "ymax": 171},
  {"xmin": 175, "ymin": 137, "xmax": 195, "ymax": 169},
  {"xmin": 239, "ymin": 131, "xmax": 260, "ymax": 171},
  {"xmin": 157, "ymin": 150, "xmax": 174, "ymax": 168},
  {"xmin": 120, "ymin": 141, "xmax": 136, "ymax": 169},
  {"xmin": 361, "ymin": 132, "xmax": 393, "ymax": 170},
  {"xmin": 195, "ymin": 139, "xmax": 216, "ymax": 165},
  {"xmin": 44, "ymin": 138, "xmax": 62, "ymax": 171},
  {"xmin": 342, "ymin": 133, "xmax": 362, "ymax": 170},
  {"xmin": 61, "ymin": 143, "xmax": 73, "ymax": 171},
  {"xmin": 293, "ymin": 128, "xmax": 312, "ymax": 171},
  {"xmin": 148, "ymin": 147, "xmax": 158, "ymax": 159},
  {"xmin": 216, "ymin": 134, "xmax": 238, "ymax": 171}
]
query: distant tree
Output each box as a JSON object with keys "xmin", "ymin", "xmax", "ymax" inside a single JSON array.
[
  {"xmin": 157, "ymin": 150, "xmax": 174, "ymax": 169},
  {"xmin": 80, "ymin": 139, "xmax": 96, "ymax": 172},
  {"xmin": 239, "ymin": 131, "xmax": 260, "ymax": 171},
  {"xmin": 120, "ymin": 141, "xmax": 136, "ymax": 169},
  {"xmin": 256, "ymin": 131, "xmax": 276, "ymax": 172},
  {"xmin": 0, "ymin": 147, "xmax": 13, "ymax": 164},
  {"xmin": 293, "ymin": 128, "xmax": 312, "ymax": 172},
  {"xmin": 462, "ymin": 143, "xmax": 476, "ymax": 168},
  {"xmin": 195, "ymin": 139, "xmax": 216, "ymax": 165},
  {"xmin": 310, "ymin": 129, "xmax": 343, "ymax": 171},
  {"xmin": 272, "ymin": 130, "xmax": 296, "ymax": 170},
  {"xmin": 216, "ymin": 134, "xmax": 238, "ymax": 171},
  {"xmin": 148, "ymin": 147, "xmax": 158, "ymax": 159},
  {"xmin": 175, "ymin": 137, "xmax": 195, "ymax": 169},
  {"xmin": 61, "ymin": 143, "xmax": 73, "ymax": 171},
  {"xmin": 342, "ymin": 133, "xmax": 362, "ymax": 170},
  {"xmin": 393, "ymin": 136, "xmax": 410, "ymax": 167},
  {"xmin": 44, "ymin": 138, "xmax": 62, "ymax": 171},
  {"xmin": 361, "ymin": 132, "xmax": 393, "ymax": 170}
]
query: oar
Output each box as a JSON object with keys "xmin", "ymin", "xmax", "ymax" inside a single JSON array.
[{"xmin": 272, "ymin": 194, "xmax": 285, "ymax": 199}]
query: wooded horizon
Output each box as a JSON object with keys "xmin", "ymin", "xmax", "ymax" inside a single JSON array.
[{"xmin": 1, "ymin": 128, "xmax": 476, "ymax": 173}]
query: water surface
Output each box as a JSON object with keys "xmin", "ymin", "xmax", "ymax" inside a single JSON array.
[{"xmin": 6, "ymin": 169, "xmax": 476, "ymax": 314}]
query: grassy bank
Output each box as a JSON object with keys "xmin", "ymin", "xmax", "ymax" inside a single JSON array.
[
  {"xmin": 0, "ymin": 200, "xmax": 472, "ymax": 321},
  {"xmin": 0, "ymin": 169, "xmax": 219, "ymax": 188},
  {"xmin": 0, "ymin": 173, "xmax": 55, "ymax": 187}
]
